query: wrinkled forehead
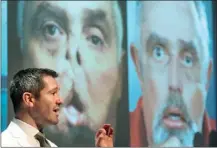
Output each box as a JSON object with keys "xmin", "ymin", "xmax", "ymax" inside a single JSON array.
[
  {"xmin": 141, "ymin": 1, "xmax": 199, "ymax": 40},
  {"xmin": 141, "ymin": 1, "xmax": 207, "ymax": 55},
  {"xmin": 142, "ymin": 1, "xmax": 195, "ymax": 15},
  {"xmin": 23, "ymin": 1, "xmax": 113, "ymax": 22},
  {"xmin": 136, "ymin": 1, "xmax": 210, "ymax": 67}
]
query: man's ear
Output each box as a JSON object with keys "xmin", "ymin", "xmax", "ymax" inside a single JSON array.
[
  {"xmin": 206, "ymin": 59, "xmax": 213, "ymax": 91},
  {"xmin": 22, "ymin": 92, "xmax": 35, "ymax": 108},
  {"xmin": 130, "ymin": 43, "xmax": 143, "ymax": 82}
]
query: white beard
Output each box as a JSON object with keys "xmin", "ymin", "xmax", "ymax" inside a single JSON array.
[
  {"xmin": 151, "ymin": 91, "xmax": 199, "ymax": 147},
  {"xmin": 152, "ymin": 119, "xmax": 198, "ymax": 147}
]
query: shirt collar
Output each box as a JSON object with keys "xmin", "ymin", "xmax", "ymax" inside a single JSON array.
[{"xmin": 13, "ymin": 118, "xmax": 40, "ymax": 138}]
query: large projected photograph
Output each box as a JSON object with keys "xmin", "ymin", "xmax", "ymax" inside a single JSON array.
[
  {"xmin": 1, "ymin": 0, "xmax": 217, "ymax": 147},
  {"xmin": 6, "ymin": 1, "xmax": 128, "ymax": 147},
  {"xmin": 128, "ymin": 1, "xmax": 216, "ymax": 147}
]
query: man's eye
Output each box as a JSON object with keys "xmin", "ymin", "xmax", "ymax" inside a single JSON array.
[
  {"xmin": 85, "ymin": 27, "xmax": 106, "ymax": 50},
  {"xmin": 45, "ymin": 25, "xmax": 59, "ymax": 35},
  {"xmin": 152, "ymin": 45, "xmax": 165, "ymax": 61},
  {"xmin": 44, "ymin": 24, "xmax": 60, "ymax": 36},
  {"xmin": 42, "ymin": 22, "xmax": 62, "ymax": 40},
  {"xmin": 181, "ymin": 53, "xmax": 193, "ymax": 67},
  {"xmin": 88, "ymin": 35, "xmax": 104, "ymax": 46}
]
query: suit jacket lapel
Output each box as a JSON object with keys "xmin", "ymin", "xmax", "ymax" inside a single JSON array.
[{"xmin": 8, "ymin": 121, "xmax": 36, "ymax": 147}]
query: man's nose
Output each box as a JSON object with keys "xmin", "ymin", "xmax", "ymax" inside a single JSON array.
[
  {"xmin": 66, "ymin": 45, "xmax": 81, "ymax": 66},
  {"xmin": 56, "ymin": 97, "xmax": 63, "ymax": 105},
  {"xmin": 168, "ymin": 56, "xmax": 182, "ymax": 93}
]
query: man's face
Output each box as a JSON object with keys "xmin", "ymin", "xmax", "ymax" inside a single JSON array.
[
  {"xmin": 22, "ymin": 1, "xmax": 120, "ymax": 131},
  {"xmin": 132, "ymin": 1, "xmax": 211, "ymax": 146},
  {"xmin": 32, "ymin": 76, "xmax": 62, "ymax": 126}
]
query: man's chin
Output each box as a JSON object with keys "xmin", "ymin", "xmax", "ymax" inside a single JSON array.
[
  {"xmin": 153, "ymin": 125, "xmax": 195, "ymax": 147},
  {"xmin": 45, "ymin": 120, "xmax": 59, "ymax": 127},
  {"xmin": 51, "ymin": 119, "xmax": 59, "ymax": 125}
]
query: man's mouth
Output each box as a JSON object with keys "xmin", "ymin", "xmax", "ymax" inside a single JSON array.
[
  {"xmin": 53, "ymin": 108, "xmax": 60, "ymax": 116},
  {"xmin": 163, "ymin": 107, "xmax": 187, "ymax": 129},
  {"xmin": 63, "ymin": 91, "xmax": 86, "ymax": 126}
]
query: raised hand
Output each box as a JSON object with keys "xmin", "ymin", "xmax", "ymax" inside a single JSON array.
[{"xmin": 95, "ymin": 124, "xmax": 114, "ymax": 147}]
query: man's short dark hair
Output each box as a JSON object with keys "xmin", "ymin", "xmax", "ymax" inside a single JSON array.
[{"xmin": 9, "ymin": 68, "xmax": 58, "ymax": 113}]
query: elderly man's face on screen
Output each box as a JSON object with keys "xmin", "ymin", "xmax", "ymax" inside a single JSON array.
[
  {"xmin": 20, "ymin": 1, "xmax": 122, "ymax": 132},
  {"xmin": 131, "ymin": 1, "xmax": 212, "ymax": 146}
]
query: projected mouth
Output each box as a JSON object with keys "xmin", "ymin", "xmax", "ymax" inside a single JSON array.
[
  {"xmin": 163, "ymin": 107, "xmax": 187, "ymax": 129},
  {"xmin": 63, "ymin": 90, "xmax": 86, "ymax": 126},
  {"xmin": 69, "ymin": 90, "xmax": 84, "ymax": 112}
]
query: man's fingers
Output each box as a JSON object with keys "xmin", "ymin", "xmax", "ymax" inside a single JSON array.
[
  {"xmin": 95, "ymin": 137, "xmax": 103, "ymax": 147},
  {"xmin": 95, "ymin": 128, "xmax": 106, "ymax": 139},
  {"xmin": 95, "ymin": 132, "xmax": 105, "ymax": 146},
  {"xmin": 95, "ymin": 132, "xmax": 108, "ymax": 147},
  {"xmin": 103, "ymin": 124, "xmax": 111, "ymax": 128},
  {"xmin": 96, "ymin": 130, "xmax": 102, "ymax": 138},
  {"xmin": 103, "ymin": 124, "xmax": 111, "ymax": 134},
  {"xmin": 108, "ymin": 127, "xmax": 113, "ymax": 137},
  {"xmin": 95, "ymin": 134, "xmax": 113, "ymax": 147}
]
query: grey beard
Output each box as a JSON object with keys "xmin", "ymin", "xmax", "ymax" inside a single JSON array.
[
  {"xmin": 153, "ymin": 121, "xmax": 198, "ymax": 146},
  {"xmin": 151, "ymin": 91, "xmax": 199, "ymax": 146}
]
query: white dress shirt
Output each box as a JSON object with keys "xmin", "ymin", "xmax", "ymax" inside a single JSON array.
[{"xmin": 1, "ymin": 118, "xmax": 57, "ymax": 147}]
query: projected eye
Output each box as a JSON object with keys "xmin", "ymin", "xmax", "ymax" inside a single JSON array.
[
  {"xmin": 88, "ymin": 35, "xmax": 103, "ymax": 46},
  {"xmin": 40, "ymin": 21, "xmax": 66, "ymax": 55},
  {"xmin": 181, "ymin": 52, "xmax": 193, "ymax": 68},
  {"xmin": 86, "ymin": 27, "xmax": 105, "ymax": 50},
  {"xmin": 42, "ymin": 21, "xmax": 63, "ymax": 41},
  {"xmin": 152, "ymin": 45, "xmax": 166, "ymax": 61}
]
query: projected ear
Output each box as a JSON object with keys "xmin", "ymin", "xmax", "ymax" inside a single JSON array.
[
  {"xmin": 131, "ymin": 43, "xmax": 143, "ymax": 82},
  {"xmin": 206, "ymin": 59, "xmax": 212, "ymax": 90}
]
